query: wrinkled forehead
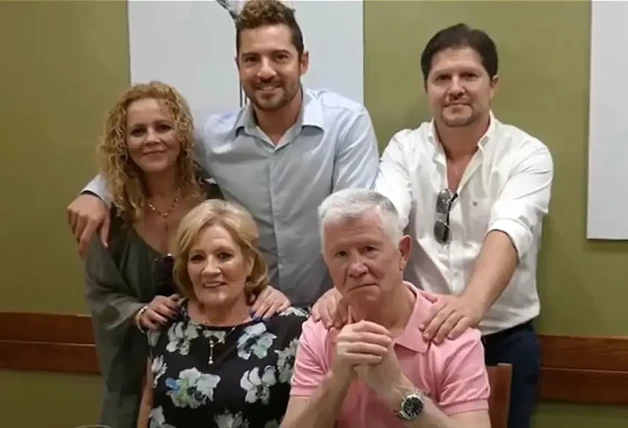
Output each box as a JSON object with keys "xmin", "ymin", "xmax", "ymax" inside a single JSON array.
[{"xmin": 322, "ymin": 212, "xmax": 388, "ymax": 248}]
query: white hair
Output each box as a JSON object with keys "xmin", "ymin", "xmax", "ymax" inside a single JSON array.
[{"xmin": 317, "ymin": 188, "xmax": 404, "ymax": 245}]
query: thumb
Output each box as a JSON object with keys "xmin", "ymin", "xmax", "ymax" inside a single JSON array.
[
  {"xmin": 100, "ymin": 214, "xmax": 111, "ymax": 248},
  {"xmin": 420, "ymin": 290, "xmax": 440, "ymax": 303}
]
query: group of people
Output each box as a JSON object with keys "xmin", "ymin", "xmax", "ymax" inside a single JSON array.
[{"xmin": 66, "ymin": 1, "xmax": 554, "ymax": 427}]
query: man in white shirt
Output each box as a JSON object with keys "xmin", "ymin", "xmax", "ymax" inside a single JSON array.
[{"xmin": 375, "ymin": 23, "xmax": 554, "ymax": 428}]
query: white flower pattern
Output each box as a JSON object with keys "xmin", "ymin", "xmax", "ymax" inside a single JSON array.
[
  {"xmin": 166, "ymin": 321, "xmax": 199, "ymax": 355},
  {"xmin": 148, "ymin": 305, "xmax": 306, "ymax": 426},
  {"xmin": 279, "ymin": 307, "xmax": 309, "ymax": 318},
  {"xmin": 275, "ymin": 338, "xmax": 299, "ymax": 383},
  {"xmin": 151, "ymin": 355, "xmax": 167, "ymax": 388},
  {"xmin": 148, "ymin": 406, "xmax": 176, "ymax": 428},
  {"xmin": 240, "ymin": 366, "xmax": 277, "ymax": 405},
  {"xmin": 237, "ymin": 323, "xmax": 277, "ymax": 360},
  {"xmin": 165, "ymin": 368, "xmax": 221, "ymax": 408},
  {"xmin": 214, "ymin": 411, "xmax": 250, "ymax": 428}
]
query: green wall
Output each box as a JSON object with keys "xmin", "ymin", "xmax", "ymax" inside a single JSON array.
[{"xmin": 1, "ymin": 0, "xmax": 626, "ymax": 426}]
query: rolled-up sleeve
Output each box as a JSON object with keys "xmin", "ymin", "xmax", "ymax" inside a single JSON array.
[
  {"xmin": 375, "ymin": 130, "xmax": 416, "ymax": 228},
  {"xmin": 488, "ymin": 142, "xmax": 554, "ymax": 259}
]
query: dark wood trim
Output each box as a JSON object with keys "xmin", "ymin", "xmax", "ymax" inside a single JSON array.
[
  {"xmin": 1, "ymin": 312, "xmax": 627, "ymax": 405},
  {"xmin": 539, "ymin": 334, "xmax": 628, "ymax": 371},
  {"xmin": 539, "ymin": 368, "xmax": 628, "ymax": 405},
  {"xmin": 0, "ymin": 341, "xmax": 100, "ymax": 375},
  {"xmin": 0, "ymin": 312, "xmax": 93, "ymax": 344}
]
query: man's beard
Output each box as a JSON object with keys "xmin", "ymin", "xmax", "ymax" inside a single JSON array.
[
  {"xmin": 440, "ymin": 105, "xmax": 479, "ymax": 127},
  {"xmin": 245, "ymin": 82, "xmax": 299, "ymax": 112}
]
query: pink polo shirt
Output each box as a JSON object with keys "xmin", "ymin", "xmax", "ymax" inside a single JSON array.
[{"xmin": 290, "ymin": 285, "xmax": 490, "ymax": 427}]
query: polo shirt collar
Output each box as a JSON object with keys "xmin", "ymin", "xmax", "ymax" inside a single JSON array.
[{"xmin": 394, "ymin": 283, "xmax": 430, "ymax": 353}]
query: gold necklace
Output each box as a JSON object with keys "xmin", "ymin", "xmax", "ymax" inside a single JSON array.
[
  {"xmin": 206, "ymin": 326, "xmax": 238, "ymax": 365},
  {"xmin": 147, "ymin": 196, "xmax": 180, "ymax": 219},
  {"xmin": 147, "ymin": 194, "xmax": 180, "ymax": 235}
]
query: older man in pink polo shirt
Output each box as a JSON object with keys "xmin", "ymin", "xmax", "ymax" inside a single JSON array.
[{"xmin": 281, "ymin": 189, "xmax": 491, "ymax": 428}]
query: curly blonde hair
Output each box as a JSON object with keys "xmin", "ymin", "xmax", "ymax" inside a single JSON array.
[
  {"xmin": 172, "ymin": 199, "xmax": 270, "ymax": 303},
  {"xmin": 96, "ymin": 81, "xmax": 201, "ymax": 221}
]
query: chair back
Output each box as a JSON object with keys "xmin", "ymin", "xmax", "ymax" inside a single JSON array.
[{"xmin": 487, "ymin": 363, "xmax": 513, "ymax": 428}]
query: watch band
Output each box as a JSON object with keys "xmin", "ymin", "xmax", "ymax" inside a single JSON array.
[{"xmin": 395, "ymin": 390, "xmax": 425, "ymax": 421}]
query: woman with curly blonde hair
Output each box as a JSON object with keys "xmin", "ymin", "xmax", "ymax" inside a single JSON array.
[{"xmin": 83, "ymin": 81, "xmax": 225, "ymax": 428}]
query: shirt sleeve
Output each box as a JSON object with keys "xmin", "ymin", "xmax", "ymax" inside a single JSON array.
[
  {"xmin": 437, "ymin": 328, "xmax": 490, "ymax": 416},
  {"xmin": 83, "ymin": 235, "xmax": 145, "ymax": 343},
  {"xmin": 374, "ymin": 129, "xmax": 415, "ymax": 228},
  {"xmin": 332, "ymin": 107, "xmax": 380, "ymax": 192},
  {"xmin": 487, "ymin": 141, "xmax": 554, "ymax": 259},
  {"xmin": 289, "ymin": 318, "xmax": 330, "ymax": 397},
  {"xmin": 81, "ymin": 174, "xmax": 112, "ymax": 205}
]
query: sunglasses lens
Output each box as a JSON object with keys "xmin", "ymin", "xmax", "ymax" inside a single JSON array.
[{"xmin": 434, "ymin": 220, "xmax": 449, "ymax": 244}]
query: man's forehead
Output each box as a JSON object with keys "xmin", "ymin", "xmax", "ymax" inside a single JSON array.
[
  {"xmin": 323, "ymin": 212, "xmax": 385, "ymax": 242},
  {"xmin": 239, "ymin": 25, "xmax": 294, "ymax": 51},
  {"xmin": 430, "ymin": 47, "xmax": 483, "ymax": 71}
]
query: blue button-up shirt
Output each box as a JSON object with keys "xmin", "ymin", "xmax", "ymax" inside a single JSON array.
[
  {"xmin": 85, "ymin": 88, "xmax": 379, "ymax": 306},
  {"xmin": 195, "ymin": 88, "xmax": 379, "ymax": 305}
]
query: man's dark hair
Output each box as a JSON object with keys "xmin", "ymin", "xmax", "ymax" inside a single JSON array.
[
  {"xmin": 420, "ymin": 23, "xmax": 498, "ymax": 83},
  {"xmin": 236, "ymin": 0, "xmax": 304, "ymax": 56}
]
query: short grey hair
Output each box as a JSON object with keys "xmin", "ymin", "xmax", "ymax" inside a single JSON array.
[{"xmin": 318, "ymin": 188, "xmax": 404, "ymax": 245}]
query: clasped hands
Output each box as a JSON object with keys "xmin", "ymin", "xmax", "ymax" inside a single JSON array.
[{"xmin": 331, "ymin": 320, "xmax": 408, "ymax": 401}]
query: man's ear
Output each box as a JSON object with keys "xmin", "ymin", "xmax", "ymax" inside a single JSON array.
[
  {"xmin": 398, "ymin": 235, "xmax": 412, "ymax": 270},
  {"xmin": 299, "ymin": 50, "xmax": 310, "ymax": 76}
]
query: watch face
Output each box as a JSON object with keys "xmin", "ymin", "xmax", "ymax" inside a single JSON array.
[{"xmin": 402, "ymin": 394, "xmax": 424, "ymax": 419}]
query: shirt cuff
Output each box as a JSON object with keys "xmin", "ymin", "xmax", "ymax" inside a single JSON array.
[
  {"xmin": 487, "ymin": 218, "xmax": 532, "ymax": 259},
  {"xmin": 289, "ymin": 386, "xmax": 315, "ymax": 397},
  {"xmin": 82, "ymin": 176, "xmax": 112, "ymax": 206},
  {"xmin": 441, "ymin": 399, "xmax": 489, "ymax": 416}
]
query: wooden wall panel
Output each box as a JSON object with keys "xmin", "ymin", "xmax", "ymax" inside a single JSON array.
[{"xmin": 1, "ymin": 312, "xmax": 627, "ymax": 405}]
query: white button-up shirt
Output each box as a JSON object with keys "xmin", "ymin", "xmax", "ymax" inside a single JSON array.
[{"xmin": 375, "ymin": 114, "xmax": 554, "ymax": 334}]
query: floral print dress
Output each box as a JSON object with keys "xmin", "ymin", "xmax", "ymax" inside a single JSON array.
[{"xmin": 147, "ymin": 304, "xmax": 308, "ymax": 428}]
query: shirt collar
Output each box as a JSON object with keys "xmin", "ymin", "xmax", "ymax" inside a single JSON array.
[
  {"xmin": 234, "ymin": 87, "xmax": 326, "ymax": 134},
  {"xmin": 394, "ymin": 283, "xmax": 430, "ymax": 353}
]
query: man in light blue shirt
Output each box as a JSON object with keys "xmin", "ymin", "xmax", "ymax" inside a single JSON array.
[{"xmin": 67, "ymin": 0, "xmax": 379, "ymax": 310}]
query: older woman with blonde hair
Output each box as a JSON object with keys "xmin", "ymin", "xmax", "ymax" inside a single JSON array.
[
  {"xmin": 138, "ymin": 199, "xmax": 308, "ymax": 428},
  {"xmin": 83, "ymin": 81, "xmax": 290, "ymax": 428}
]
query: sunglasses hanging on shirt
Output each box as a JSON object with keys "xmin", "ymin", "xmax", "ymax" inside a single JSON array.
[{"xmin": 434, "ymin": 189, "xmax": 458, "ymax": 244}]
